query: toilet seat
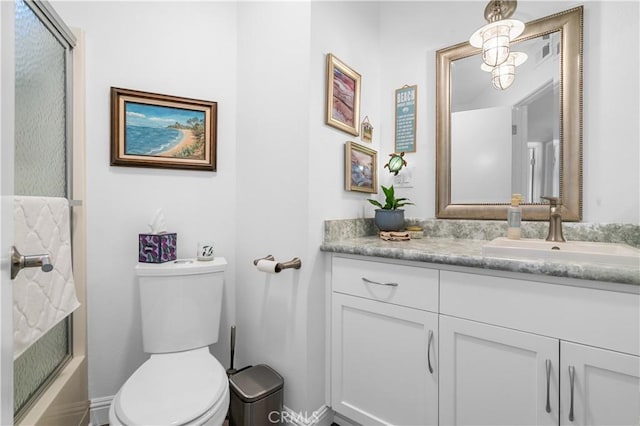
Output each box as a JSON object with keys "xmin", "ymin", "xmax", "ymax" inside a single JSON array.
[{"xmin": 114, "ymin": 347, "xmax": 228, "ymax": 426}]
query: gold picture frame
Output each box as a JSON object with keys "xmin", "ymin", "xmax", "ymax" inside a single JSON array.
[
  {"xmin": 111, "ymin": 87, "xmax": 217, "ymax": 171},
  {"xmin": 345, "ymin": 141, "xmax": 377, "ymax": 193},
  {"xmin": 326, "ymin": 54, "xmax": 361, "ymax": 136}
]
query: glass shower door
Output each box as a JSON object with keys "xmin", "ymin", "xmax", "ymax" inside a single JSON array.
[{"xmin": 12, "ymin": 0, "xmax": 75, "ymax": 418}]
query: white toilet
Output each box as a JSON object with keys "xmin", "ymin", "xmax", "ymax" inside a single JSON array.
[{"xmin": 109, "ymin": 258, "xmax": 230, "ymax": 426}]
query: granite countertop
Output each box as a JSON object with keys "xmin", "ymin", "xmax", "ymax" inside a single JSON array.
[{"xmin": 321, "ymin": 219, "xmax": 640, "ymax": 285}]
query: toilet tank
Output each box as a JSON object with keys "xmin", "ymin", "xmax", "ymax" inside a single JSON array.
[{"xmin": 135, "ymin": 258, "xmax": 227, "ymax": 354}]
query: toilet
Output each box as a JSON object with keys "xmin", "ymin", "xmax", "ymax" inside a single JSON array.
[{"xmin": 109, "ymin": 258, "xmax": 230, "ymax": 426}]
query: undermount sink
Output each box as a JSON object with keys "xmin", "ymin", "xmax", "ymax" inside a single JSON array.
[{"xmin": 482, "ymin": 238, "xmax": 640, "ymax": 267}]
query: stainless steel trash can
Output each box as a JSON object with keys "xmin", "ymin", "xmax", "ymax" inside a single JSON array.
[{"xmin": 229, "ymin": 364, "xmax": 284, "ymax": 426}]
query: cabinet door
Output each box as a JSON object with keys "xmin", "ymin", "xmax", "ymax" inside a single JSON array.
[
  {"xmin": 560, "ymin": 341, "xmax": 640, "ymax": 426},
  {"xmin": 439, "ymin": 316, "xmax": 559, "ymax": 425},
  {"xmin": 331, "ymin": 293, "xmax": 438, "ymax": 426}
]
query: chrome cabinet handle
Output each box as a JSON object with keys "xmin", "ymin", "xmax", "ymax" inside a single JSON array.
[
  {"xmin": 569, "ymin": 365, "xmax": 575, "ymax": 422},
  {"xmin": 427, "ymin": 330, "xmax": 434, "ymax": 374},
  {"xmin": 11, "ymin": 246, "xmax": 54, "ymax": 280},
  {"xmin": 545, "ymin": 359, "xmax": 552, "ymax": 413},
  {"xmin": 361, "ymin": 277, "xmax": 399, "ymax": 287}
]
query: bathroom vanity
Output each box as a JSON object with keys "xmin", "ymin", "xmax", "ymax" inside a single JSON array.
[{"xmin": 322, "ymin": 232, "xmax": 639, "ymax": 426}]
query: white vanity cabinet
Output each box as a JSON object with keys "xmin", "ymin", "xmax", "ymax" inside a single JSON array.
[
  {"xmin": 330, "ymin": 256, "xmax": 439, "ymax": 426},
  {"xmin": 328, "ymin": 255, "xmax": 639, "ymax": 426},
  {"xmin": 439, "ymin": 270, "xmax": 640, "ymax": 426},
  {"xmin": 439, "ymin": 316, "xmax": 640, "ymax": 426},
  {"xmin": 560, "ymin": 341, "xmax": 640, "ymax": 425},
  {"xmin": 439, "ymin": 315, "xmax": 559, "ymax": 425}
]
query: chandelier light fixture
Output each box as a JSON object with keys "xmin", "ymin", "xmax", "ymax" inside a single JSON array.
[
  {"xmin": 469, "ymin": 0, "xmax": 525, "ymax": 68},
  {"xmin": 481, "ymin": 51, "xmax": 528, "ymax": 90}
]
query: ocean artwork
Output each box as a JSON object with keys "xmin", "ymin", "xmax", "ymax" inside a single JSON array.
[{"xmin": 124, "ymin": 102, "xmax": 206, "ymax": 159}]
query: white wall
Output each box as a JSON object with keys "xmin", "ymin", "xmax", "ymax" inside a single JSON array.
[
  {"xmin": 45, "ymin": 0, "xmax": 639, "ymax": 422},
  {"xmin": 234, "ymin": 1, "xmax": 315, "ymax": 414},
  {"xmin": 53, "ymin": 0, "xmax": 238, "ymax": 406},
  {"xmin": 309, "ymin": 2, "xmax": 384, "ymax": 221},
  {"xmin": 309, "ymin": 0, "xmax": 383, "ymax": 412},
  {"xmin": 235, "ymin": 0, "xmax": 382, "ymax": 414},
  {"xmin": 451, "ymin": 106, "xmax": 512, "ymax": 203}
]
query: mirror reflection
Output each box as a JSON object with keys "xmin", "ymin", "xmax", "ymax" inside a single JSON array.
[{"xmin": 450, "ymin": 32, "xmax": 561, "ymax": 204}]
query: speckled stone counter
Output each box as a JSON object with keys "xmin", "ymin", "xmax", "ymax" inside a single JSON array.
[{"xmin": 321, "ymin": 219, "xmax": 640, "ymax": 285}]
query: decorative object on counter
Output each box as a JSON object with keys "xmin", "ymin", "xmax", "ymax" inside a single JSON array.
[
  {"xmin": 379, "ymin": 231, "xmax": 411, "ymax": 241},
  {"xmin": 507, "ymin": 193, "xmax": 523, "ymax": 240},
  {"xmin": 384, "ymin": 151, "xmax": 407, "ymax": 176},
  {"xmin": 253, "ymin": 255, "xmax": 302, "ymax": 273},
  {"xmin": 406, "ymin": 226, "xmax": 424, "ymax": 239},
  {"xmin": 368, "ymin": 185, "xmax": 413, "ymax": 232},
  {"xmin": 326, "ymin": 54, "xmax": 361, "ymax": 136},
  {"xmin": 139, "ymin": 209, "xmax": 177, "ymax": 263},
  {"xmin": 197, "ymin": 241, "xmax": 215, "ymax": 261},
  {"xmin": 345, "ymin": 141, "xmax": 377, "ymax": 193},
  {"xmin": 361, "ymin": 116, "xmax": 373, "ymax": 142},
  {"xmin": 111, "ymin": 87, "xmax": 217, "ymax": 171},
  {"xmin": 375, "ymin": 210, "xmax": 407, "ymax": 233},
  {"xmin": 395, "ymin": 84, "xmax": 417, "ymax": 153}
]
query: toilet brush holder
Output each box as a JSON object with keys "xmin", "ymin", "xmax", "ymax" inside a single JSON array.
[{"xmin": 227, "ymin": 325, "xmax": 237, "ymax": 377}]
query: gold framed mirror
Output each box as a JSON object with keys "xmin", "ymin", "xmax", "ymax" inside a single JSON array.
[{"xmin": 436, "ymin": 6, "xmax": 583, "ymax": 221}]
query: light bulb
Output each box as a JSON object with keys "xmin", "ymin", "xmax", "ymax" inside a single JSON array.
[
  {"xmin": 470, "ymin": 19, "xmax": 525, "ymax": 67},
  {"xmin": 481, "ymin": 52, "xmax": 528, "ymax": 91}
]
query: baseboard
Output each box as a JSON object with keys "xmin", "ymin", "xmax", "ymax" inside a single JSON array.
[
  {"xmin": 331, "ymin": 411, "xmax": 361, "ymax": 426},
  {"xmin": 282, "ymin": 404, "xmax": 332, "ymax": 426},
  {"xmin": 88, "ymin": 395, "xmax": 113, "ymax": 426}
]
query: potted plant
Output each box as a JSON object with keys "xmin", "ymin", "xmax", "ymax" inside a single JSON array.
[{"xmin": 368, "ymin": 185, "xmax": 414, "ymax": 231}]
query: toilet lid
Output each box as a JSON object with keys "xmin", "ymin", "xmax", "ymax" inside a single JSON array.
[{"xmin": 115, "ymin": 348, "xmax": 227, "ymax": 426}]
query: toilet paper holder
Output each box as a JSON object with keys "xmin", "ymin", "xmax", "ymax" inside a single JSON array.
[{"xmin": 253, "ymin": 255, "xmax": 302, "ymax": 272}]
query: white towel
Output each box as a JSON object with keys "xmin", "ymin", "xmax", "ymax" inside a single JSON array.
[{"xmin": 13, "ymin": 196, "xmax": 80, "ymax": 359}]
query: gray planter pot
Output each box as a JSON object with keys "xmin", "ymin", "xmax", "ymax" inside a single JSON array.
[{"xmin": 374, "ymin": 209, "xmax": 405, "ymax": 231}]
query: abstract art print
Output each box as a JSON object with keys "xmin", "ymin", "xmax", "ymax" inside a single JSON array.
[
  {"xmin": 111, "ymin": 87, "xmax": 217, "ymax": 171},
  {"xmin": 345, "ymin": 141, "xmax": 377, "ymax": 193},
  {"xmin": 326, "ymin": 54, "xmax": 361, "ymax": 136}
]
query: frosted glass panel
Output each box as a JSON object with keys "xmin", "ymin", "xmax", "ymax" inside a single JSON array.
[
  {"xmin": 15, "ymin": 0, "xmax": 67, "ymax": 197},
  {"xmin": 13, "ymin": 322, "xmax": 68, "ymax": 414},
  {"xmin": 13, "ymin": 0, "xmax": 71, "ymax": 418}
]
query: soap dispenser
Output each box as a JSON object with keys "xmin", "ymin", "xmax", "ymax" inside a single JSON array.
[{"xmin": 507, "ymin": 194, "xmax": 523, "ymax": 240}]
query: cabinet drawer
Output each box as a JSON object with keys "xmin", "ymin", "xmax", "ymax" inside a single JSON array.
[
  {"xmin": 440, "ymin": 271, "xmax": 640, "ymax": 356},
  {"xmin": 332, "ymin": 256, "xmax": 438, "ymax": 312}
]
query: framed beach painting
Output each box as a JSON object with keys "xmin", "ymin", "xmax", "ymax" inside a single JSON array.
[
  {"xmin": 111, "ymin": 87, "xmax": 217, "ymax": 171},
  {"xmin": 326, "ymin": 54, "xmax": 361, "ymax": 136},
  {"xmin": 345, "ymin": 141, "xmax": 377, "ymax": 193}
]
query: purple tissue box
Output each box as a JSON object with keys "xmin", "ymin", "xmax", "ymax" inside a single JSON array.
[{"xmin": 139, "ymin": 233, "xmax": 177, "ymax": 263}]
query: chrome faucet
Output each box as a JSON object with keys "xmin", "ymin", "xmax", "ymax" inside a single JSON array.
[{"xmin": 541, "ymin": 196, "xmax": 566, "ymax": 243}]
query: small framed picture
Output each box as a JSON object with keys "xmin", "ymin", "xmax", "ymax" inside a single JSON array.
[
  {"xmin": 326, "ymin": 54, "xmax": 361, "ymax": 136},
  {"xmin": 111, "ymin": 87, "xmax": 217, "ymax": 171},
  {"xmin": 361, "ymin": 116, "xmax": 373, "ymax": 142},
  {"xmin": 345, "ymin": 141, "xmax": 377, "ymax": 193}
]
